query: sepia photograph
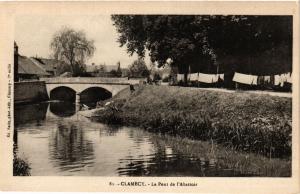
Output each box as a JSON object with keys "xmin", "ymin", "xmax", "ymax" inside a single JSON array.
[
  {"xmin": 13, "ymin": 14, "xmax": 292, "ymax": 177},
  {"xmin": 0, "ymin": 1, "xmax": 299, "ymax": 193}
]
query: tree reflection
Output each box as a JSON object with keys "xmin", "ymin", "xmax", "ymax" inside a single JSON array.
[{"xmin": 48, "ymin": 122, "xmax": 95, "ymax": 172}]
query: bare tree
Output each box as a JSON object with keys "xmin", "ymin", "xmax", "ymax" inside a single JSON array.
[{"xmin": 50, "ymin": 26, "xmax": 95, "ymax": 76}]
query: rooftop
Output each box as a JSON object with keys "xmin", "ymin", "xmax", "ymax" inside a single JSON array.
[{"xmin": 18, "ymin": 55, "xmax": 50, "ymax": 76}]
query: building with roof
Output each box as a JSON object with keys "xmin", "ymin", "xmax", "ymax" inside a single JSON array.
[
  {"xmin": 17, "ymin": 55, "xmax": 51, "ymax": 80},
  {"xmin": 30, "ymin": 57, "xmax": 70, "ymax": 76},
  {"xmin": 86, "ymin": 63, "xmax": 122, "ymax": 77},
  {"xmin": 14, "ymin": 42, "xmax": 71, "ymax": 81}
]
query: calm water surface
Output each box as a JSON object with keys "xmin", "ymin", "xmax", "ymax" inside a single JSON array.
[{"xmin": 14, "ymin": 102, "xmax": 252, "ymax": 176}]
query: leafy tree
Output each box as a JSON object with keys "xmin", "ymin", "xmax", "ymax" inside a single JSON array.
[
  {"xmin": 111, "ymin": 15, "xmax": 214, "ymax": 82},
  {"xmin": 128, "ymin": 58, "xmax": 150, "ymax": 78},
  {"xmin": 50, "ymin": 26, "xmax": 95, "ymax": 76},
  {"xmin": 111, "ymin": 15, "xmax": 292, "ymax": 82},
  {"xmin": 55, "ymin": 61, "xmax": 72, "ymax": 76}
]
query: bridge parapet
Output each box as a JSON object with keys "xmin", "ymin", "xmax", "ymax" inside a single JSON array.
[
  {"xmin": 41, "ymin": 77, "xmax": 130, "ymax": 84},
  {"xmin": 41, "ymin": 77, "xmax": 147, "ymax": 85}
]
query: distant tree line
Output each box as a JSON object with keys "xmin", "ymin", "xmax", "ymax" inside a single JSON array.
[{"xmin": 111, "ymin": 15, "xmax": 292, "ymax": 84}]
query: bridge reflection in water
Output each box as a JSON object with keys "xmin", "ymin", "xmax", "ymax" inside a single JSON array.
[
  {"xmin": 49, "ymin": 102, "xmax": 76, "ymax": 117},
  {"xmin": 14, "ymin": 102, "xmax": 96, "ymax": 175}
]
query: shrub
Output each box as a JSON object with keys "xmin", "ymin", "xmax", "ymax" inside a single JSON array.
[{"xmin": 13, "ymin": 155, "xmax": 30, "ymax": 176}]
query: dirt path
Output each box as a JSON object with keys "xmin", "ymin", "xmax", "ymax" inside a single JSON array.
[{"xmin": 185, "ymin": 87, "xmax": 292, "ymax": 98}]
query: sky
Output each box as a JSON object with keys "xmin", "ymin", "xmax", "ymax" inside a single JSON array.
[{"xmin": 15, "ymin": 15, "xmax": 150, "ymax": 68}]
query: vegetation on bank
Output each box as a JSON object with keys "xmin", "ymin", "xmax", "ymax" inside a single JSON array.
[
  {"xmin": 92, "ymin": 85, "xmax": 292, "ymax": 159},
  {"xmin": 150, "ymin": 133, "xmax": 291, "ymax": 177},
  {"xmin": 13, "ymin": 146, "xmax": 31, "ymax": 176}
]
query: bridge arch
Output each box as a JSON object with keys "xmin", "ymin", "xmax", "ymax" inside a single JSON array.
[
  {"xmin": 50, "ymin": 86, "xmax": 76, "ymax": 102},
  {"xmin": 79, "ymin": 87, "xmax": 112, "ymax": 105}
]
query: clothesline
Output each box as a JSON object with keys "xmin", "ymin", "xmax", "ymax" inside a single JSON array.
[
  {"xmin": 177, "ymin": 72, "xmax": 292, "ymax": 86},
  {"xmin": 177, "ymin": 73, "xmax": 224, "ymax": 83}
]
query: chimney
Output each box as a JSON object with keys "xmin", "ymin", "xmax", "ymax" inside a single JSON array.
[{"xmin": 14, "ymin": 41, "xmax": 19, "ymax": 82}]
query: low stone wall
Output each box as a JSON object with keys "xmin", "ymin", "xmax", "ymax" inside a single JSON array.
[{"xmin": 14, "ymin": 81, "xmax": 49, "ymax": 104}]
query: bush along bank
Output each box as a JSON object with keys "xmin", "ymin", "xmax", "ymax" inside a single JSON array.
[
  {"xmin": 92, "ymin": 85, "xmax": 292, "ymax": 159},
  {"xmin": 13, "ymin": 145, "xmax": 31, "ymax": 176}
]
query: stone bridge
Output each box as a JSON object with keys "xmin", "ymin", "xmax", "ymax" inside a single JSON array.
[{"xmin": 40, "ymin": 77, "xmax": 143, "ymax": 104}]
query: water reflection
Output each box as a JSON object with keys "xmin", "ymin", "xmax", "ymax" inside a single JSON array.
[
  {"xmin": 14, "ymin": 102, "xmax": 260, "ymax": 176},
  {"xmin": 49, "ymin": 122, "xmax": 95, "ymax": 172},
  {"xmin": 99, "ymin": 125, "xmax": 122, "ymax": 136},
  {"xmin": 116, "ymin": 129, "xmax": 256, "ymax": 177},
  {"xmin": 14, "ymin": 102, "xmax": 48, "ymax": 127},
  {"xmin": 116, "ymin": 132, "xmax": 210, "ymax": 176},
  {"xmin": 49, "ymin": 102, "xmax": 76, "ymax": 117}
]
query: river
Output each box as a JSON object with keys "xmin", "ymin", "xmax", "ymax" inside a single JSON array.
[{"xmin": 14, "ymin": 102, "xmax": 260, "ymax": 176}]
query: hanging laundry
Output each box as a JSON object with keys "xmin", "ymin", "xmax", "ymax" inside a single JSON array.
[
  {"xmin": 274, "ymin": 74, "xmax": 281, "ymax": 86},
  {"xmin": 177, "ymin": 74, "xmax": 184, "ymax": 82},
  {"xmin": 282, "ymin": 74, "xmax": 288, "ymax": 86},
  {"xmin": 264, "ymin": 76, "xmax": 271, "ymax": 83},
  {"xmin": 257, "ymin": 76, "xmax": 265, "ymax": 85},
  {"xmin": 282, "ymin": 73, "xmax": 288, "ymax": 82},
  {"xmin": 252, "ymin": 75, "xmax": 258, "ymax": 85},
  {"xmin": 218, "ymin": 74, "xmax": 224, "ymax": 80},
  {"xmin": 287, "ymin": 73, "xmax": 292, "ymax": 83},
  {"xmin": 274, "ymin": 73, "xmax": 290, "ymax": 87},
  {"xmin": 270, "ymin": 75, "xmax": 275, "ymax": 85},
  {"xmin": 198, "ymin": 73, "xmax": 214, "ymax": 83},
  {"xmin": 232, "ymin": 72, "xmax": 257, "ymax": 85},
  {"xmin": 212, "ymin": 74, "xmax": 219, "ymax": 83},
  {"xmin": 190, "ymin": 73, "xmax": 198, "ymax": 81},
  {"xmin": 187, "ymin": 74, "xmax": 191, "ymax": 81}
]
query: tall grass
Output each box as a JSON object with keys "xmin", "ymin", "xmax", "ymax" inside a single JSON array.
[
  {"xmin": 13, "ymin": 145, "xmax": 31, "ymax": 176},
  {"xmin": 93, "ymin": 85, "xmax": 292, "ymax": 159}
]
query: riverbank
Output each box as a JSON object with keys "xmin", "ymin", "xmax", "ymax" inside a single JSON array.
[
  {"xmin": 13, "ymin": 145, "xmax": 31, "ymax": 176},
  {"xmin": 147, "ymin": 133, "xmax": 291, "ymax": 176},
  {"xmin": 92, "ymin": 85, "xmax": 292, "ymax": 159}
]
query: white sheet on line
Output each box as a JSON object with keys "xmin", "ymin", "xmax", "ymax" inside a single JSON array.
[
  {"xmin": 219, "ymin": 74, "xmax": 224, "ymax": 80},
  {"xmin": 177, "ymin": 74, "xmax": 184, "ymax": 81},
  {"xmin": 287, "ymin": 73, "xmax": 292, "ymax": 83},
  {"xmin": 198, "ymin": 73, "xmax": 214, "ymax": 83},
  {"xmin": 233, "ymin": 72, "xmax": 257, "ymax": 85},
  {"xmin": 190, "ymin": 73, "xmax": 198, "ymax": 81}
]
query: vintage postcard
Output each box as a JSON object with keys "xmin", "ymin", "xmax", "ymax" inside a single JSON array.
[{"xmin": 0, "ymin": 1, "xmax": 299, "ymax": 193}]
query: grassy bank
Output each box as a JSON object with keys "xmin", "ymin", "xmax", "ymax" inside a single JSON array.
[{"xmin": 92, "ymin": 85, "xmax": 292, "ymax": 159}]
